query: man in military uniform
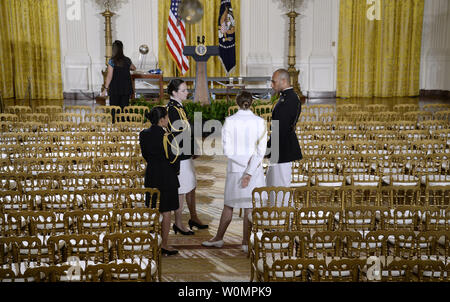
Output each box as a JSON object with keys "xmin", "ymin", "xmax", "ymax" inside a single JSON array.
[{"xmin": 266, "ymin": 69, "xmax": 302, "ymax": 196}]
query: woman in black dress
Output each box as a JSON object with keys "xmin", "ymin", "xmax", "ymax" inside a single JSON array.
[
  {"xmin": 139, "ymin": 106, "xmax": 180, "ymax": 255},
  {"xmin": 102, "ymin": 40, "xmax": 136, "ymax": 122}
]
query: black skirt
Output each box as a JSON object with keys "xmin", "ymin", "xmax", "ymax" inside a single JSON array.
[{"xmin": 146, "ymin": 189, "xmax": 179, "ymax": 213}]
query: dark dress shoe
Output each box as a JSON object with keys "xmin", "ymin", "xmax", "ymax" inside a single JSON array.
[
  {"xmin": 173, "ymin": 224, "xmax": 194, "ymax": 235},
  {"xmin": 161, "ymin": 248, "xmax": 178, "ymax": 256},
  {"xmin": 188, "ymin": 219, "xmax": 209, "ymax": 230}
]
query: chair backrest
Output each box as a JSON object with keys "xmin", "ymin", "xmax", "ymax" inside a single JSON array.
[
  {"xmin": 114, "ymin": 208, "xmax": 161, "ymax": 234},
  {"xmin": 296, "ymin": 207, "xmax": 337, "ymax": 232},
  {"xmin": 72, "ymin": 209, "xmax": 114, "ymax": 235},
  {"xmin": 252, "ymin": 186, "xmax": 294, "ymax": 208}
]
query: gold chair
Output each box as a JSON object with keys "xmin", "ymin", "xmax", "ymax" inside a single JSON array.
[
  {"xmin": 71, "ymin": 209, "xmax": 115, "ymax": 235},
  {"xmin": 249, "ymin": 208, "xmax": 297, "ymax": 282},
  {"xmin": 114, "ymin": 113, "xmax": 143, "ymax": 123},
  {"xmin": 252, "ymin": 187, "xmax": 295, "ymax": 208},
  {"xmin": 60, "ymin": 234, "xmax": 107, "ymax": 264},
  {"xmin": 424, "ymin": 206, "xmax": 450, "ymax": 230},
  {"xmin": 380, "ymin": 206, "xmax": 423, "ymax": 231},
  {"xmin": 103, "ymin": 260, "xmax": 156, "ymax": 282},
  {"xmin": 107, "ymin": 232, "xmax": 159, "ymax": 282},
  {"xmin": 82, "ymin": 189, "xmax": 120, "ymax": 210},
  {"xmin": 123, "ymin": 105, "xmax": 150, "ymax": 118},
  {"xmin": 341, "ymin": 206, "xmax": 381, "ymax": 232},
  {"xmin": 269, "ymin": 258, "xmax": 318, "ymax": 282},
  {"xmin": 84, "ymin": 113, "xmax": 112, "ymax": 124},
  {"xmin": 95, "ymin": 105, "xmax": 121, "ymax": 115},
  {"xmin": 434, "ymin": 109, "xmax": 450, "ymax": 121},
  {"xmin": 375, "ymin": 259, "xmax": 416, "ymax": 282},
  {"xmin": 296, "ymin": 207, "xmax": 337, "ymax": 232},
  {"xmin": 21, "ymin": 266, "xmax": 53, "ymax": 282},
  {"xmin": 254, "ymin": 104, "xmax": 273, "ymax": 117},
  {"xmin": 6, "ymin": 105, "xmax": 32, "ymax": 118},
  {"xmin": 305, "ymin": 186, "xmax": 343, "ymax": 208},
  {"xmin": 9, "ymin": 235, "xmax": 52, "ymax": 265},
  {"xmin": 28, "ymin": 211, "xmax": 68, "ymax": 236},
  {"xmin": 114, "ymin": 208, "xmax": 161, "ymax": 234},
  {"xmin": 305, "ymin": 231, "xmax": 341, "ymax": 259},
  {"xmin": 35, "ymin": 105, "xmax": 63, "ymax": 116},
  {"xmin": 315, "ymin": 259, "xmax": 361, "ymax": 282},
  {"xmin": 53, "ymin": 113, "xmax": 83, "ymax": 124},
  {"xmin": 64, "ymin": 105, "xmax": 92, "ymax": 116},
  {"xmin": 0, "ymin": 113, "xmax": 19, "ymax": 122},
  {"xmin": 393, "ymin": 104, "xmax": 420, "ymax": 115},
  {"xmin": 417, "ymin": 259, "xmax": 448, "ymax": 282},
  {"xmin": 0, "ymin": 190, "xmax": 32, "ymax": 212},
  {"xmin": 254, "ymin": 231, "xmax": 298, "ymax": 282}
]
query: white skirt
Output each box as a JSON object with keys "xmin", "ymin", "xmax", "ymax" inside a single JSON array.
[
  {"xmin": 266, "ymin": 162, "xmax": 292, "ymax": 187},
  {"xmin": 178, "ymin": 158, "xmax": 197, "ymax": 194},
  {"xmin": 224, "ymin": 166, "xmax": 265, "ymax": 209}
]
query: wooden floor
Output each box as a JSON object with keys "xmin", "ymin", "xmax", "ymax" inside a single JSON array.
[{"xmin": 162, "ymin": 154, "xmax": 251, "ymax": 282}]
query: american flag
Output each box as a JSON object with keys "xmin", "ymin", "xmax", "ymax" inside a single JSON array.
[{"xmin": 166, "ymin": 0, "xmax": 189, "ymax": 75}]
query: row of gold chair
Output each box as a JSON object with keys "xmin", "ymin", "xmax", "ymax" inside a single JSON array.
[
  {"xmin": 249, "ymin": 205, "xmax": 449, "ymax": 233},
  {"xmin": 0, "ymin": 112, "xmax": 147, "ymax": 124},
  {"xmin": 0, "ymin": 172, "xmax": 145, "ymax": 193},
  {"xmin": 4, "ymin": 105, "xmax": 150, "ymax": 117},
  {"xmin": 252, "ymin": 186, "xmax": 450, "ymax": 209},
  {"xmin": 0, "ymin": 188, "xmax": 156, "ymax": 212},
  {"xmin": 0, "ymin": 132, "xmax": 140, "ymax": 145},
  {"xmin": 0, "ymin": 260, "xmax": 156, "ymax": 282},
  {"xmin": 0, "ymin": 121, "xmax": 148, "ymax": 133},
  {"xmin": 1, "ymin": 232, "xmax": 160, "ymax": 281},
  {"xmin": 1, "ymin": 208, "xmax": 160, "ymax": 237}
]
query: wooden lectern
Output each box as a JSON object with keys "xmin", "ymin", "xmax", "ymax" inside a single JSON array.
[{"xmin": 183, "ymin": 45, "xmax": 219, "ymax": 105}]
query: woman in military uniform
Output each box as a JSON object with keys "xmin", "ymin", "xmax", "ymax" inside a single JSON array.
[
  {"xmin": 167, "ymin": 79, "xmax": 208, "ymax": 235},
  {"xmin": 139, "ymin": 106, "xmax": 180, "ymax": 255}
]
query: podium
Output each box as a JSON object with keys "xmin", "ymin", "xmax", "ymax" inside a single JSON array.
[{"xmin": 183, "ymin": 46, "xmax": 219, "ymax": 105}]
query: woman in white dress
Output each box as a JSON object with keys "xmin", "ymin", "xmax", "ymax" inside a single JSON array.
[{"xmin": 202, "ymin": 91, "xmax": 267, "ymax": 252}]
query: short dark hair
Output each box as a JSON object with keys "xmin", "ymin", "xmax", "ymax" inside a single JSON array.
[
  {"xmin": 167, "ymin": 79, "xmax": 185, "ymax": 97},
  {"xmin": 147, "ymin": 106, "xmax": 168, "ymax": 124},
  {"xmin": 236, "ymin": 91, "xmax": 253, "ymax": 110}
]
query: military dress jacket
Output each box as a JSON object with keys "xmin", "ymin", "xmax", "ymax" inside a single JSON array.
[
  {"xmin": 167, "ymin": 98, "xmax": 195, "ymax": 161},
  {"xmin": 267, "ymin": 88, "xmax": 303, "ymax": 164}
]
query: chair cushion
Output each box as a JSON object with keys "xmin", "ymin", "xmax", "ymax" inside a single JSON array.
[{"xmin": 256, "ymin": 256, "xmax": 300, "ymax": 278}]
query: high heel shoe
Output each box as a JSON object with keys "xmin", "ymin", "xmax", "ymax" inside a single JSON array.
[
  {"xmin": 188, "ymin": 219, "xmax": 209, "ymax": 230},
  {"xmin": 173, "ymin": 224, "xmax": 194, "ymax": 235},
  {"xmin": 161, "ymin": 248, "xmax": 179, "ymax": 256}
]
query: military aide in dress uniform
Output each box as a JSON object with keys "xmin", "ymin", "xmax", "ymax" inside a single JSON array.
[
  {"xmin": 266, "ymin": 69, "xmax": 303, "ymax": 197},
  {"xmin": 166, "ymin": 79, "xmax": 208, "ymax": 236},
  {"xmin": 140, "ymin": 106, "xmax": 180, "ymax": 256}
]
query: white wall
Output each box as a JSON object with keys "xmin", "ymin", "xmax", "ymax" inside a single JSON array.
[{"xmin": 58, "ymin": 0, "xmax": 450, "ymax": 96}]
